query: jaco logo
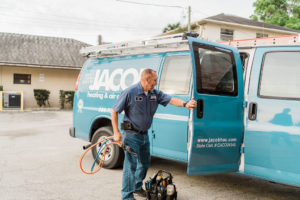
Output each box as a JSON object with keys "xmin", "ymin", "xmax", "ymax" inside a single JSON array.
[{"xmin": 89, "ymin": 68, "xmax": 145, "ymax": 91}]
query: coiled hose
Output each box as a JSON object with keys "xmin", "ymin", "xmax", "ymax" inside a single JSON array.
[{"xmin": 79, "ymin": 136, "xmax": 120, "ymax": 175}]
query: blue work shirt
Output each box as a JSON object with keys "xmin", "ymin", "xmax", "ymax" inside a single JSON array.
[{"xmin": 112, "ymin": 82, "xmax": 171, "ymax": 132}]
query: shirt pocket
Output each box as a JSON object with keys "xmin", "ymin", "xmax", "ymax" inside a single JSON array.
[{"xmin": 133, "ymin": 100, "xmax": 146, "ymax": 114}]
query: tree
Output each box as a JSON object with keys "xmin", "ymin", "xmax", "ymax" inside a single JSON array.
[
  {"xmin": 251, "ymin": 0, "xmax": 300, "ymax": 30},
  {"xmin": 162, "ymin": 22, "xmax": 181, "ymax": 33}
]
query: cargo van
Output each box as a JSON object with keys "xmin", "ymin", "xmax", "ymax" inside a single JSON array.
[{"xmin": 70, "ymin": 33, "xmax": 300, "ymax": 187}]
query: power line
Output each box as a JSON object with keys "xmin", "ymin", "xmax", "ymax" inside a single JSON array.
[
  {"xmin": 0, "ymin": 10, "xmax": 158, "ymax": 29},
  {"xmin": 192, "ymin": 9, "xmax": 211, "ymax": 17},
  {"xmin": 0, "ymin": 16, "xmax": 160, "ymax": 35},
  {"xmin": 0, "ymin": 12, "xmax": 161, "ymax": 31},
  {"xmin": 115, "ymin": 0, "xmax": 184, "ymax": 8},
  {"xmin": 0, "ymin": 5, "xmax": 174, "ymax": 31}
]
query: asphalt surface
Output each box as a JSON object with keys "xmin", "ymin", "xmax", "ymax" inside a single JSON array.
[{"xmin": 0, "ymin": 111, "xmax": 300, "ymax": 200}]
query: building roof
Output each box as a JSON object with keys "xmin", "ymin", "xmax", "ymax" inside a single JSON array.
[
  {"xmin": 202, "ymin": 13, "xmax": 300, "ymax": 34},
  {"xmin": 0, "ymin": 32, "xmax": 90, "ymax": 69}
]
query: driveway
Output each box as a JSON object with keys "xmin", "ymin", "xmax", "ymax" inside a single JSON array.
[{"xmin": 0, "ymin": 111, "xmax": 299, "ymax": 200}]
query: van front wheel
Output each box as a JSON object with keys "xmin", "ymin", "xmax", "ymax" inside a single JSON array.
[{"xmin": 91, "ymin": 126, "xmax": 124, "ymax": 169}]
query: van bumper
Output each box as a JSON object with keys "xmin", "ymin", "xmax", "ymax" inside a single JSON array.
[{"xmin": 69, "ymin": 127, "xmax": 75, "ymax": 137}]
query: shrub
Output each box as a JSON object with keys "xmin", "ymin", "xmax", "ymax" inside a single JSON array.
[
  {"xmin": 59, "ymin": 90, "xmax": 75, "ymax": 109},
  {"xmin": 65, "ymin": 91, "xmax": 75, "ymax": 107},
  {"xmin": 0, "ymin": 85, "xmax": 3, "ymax": 91},
  {"xmin": 59, "ymin": 90, "xmax": 65, "ymax": 109},
  {"xmin": 33, "ymin": 89, "xmax": 50, "ymax": 107}
]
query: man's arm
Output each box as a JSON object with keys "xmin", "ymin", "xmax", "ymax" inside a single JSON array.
[
  {"xmin": 169, "ymin": 98, "xmax": 197, "ymax": 109},
  {"xmin": 111, "ymin": 109, "xmax": 122, "ymax": 143}
]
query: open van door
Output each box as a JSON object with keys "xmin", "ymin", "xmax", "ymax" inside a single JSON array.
[{"xmin": 187, "ymin": 37, "xmax": 244, "ymax": 175}]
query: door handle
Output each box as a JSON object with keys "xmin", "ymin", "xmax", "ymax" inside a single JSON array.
[
  {"xmin": 197, "ymin": 99, "xmax": 204, "ymax": 119},
  {"xmin": 248, "ymin": 102, "xmax": 257, "ymax": 120}
]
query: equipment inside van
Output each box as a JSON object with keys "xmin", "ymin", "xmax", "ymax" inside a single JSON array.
[{"xmin": 70, "ymin": 32, "xmax": 300, "ymax": 187}]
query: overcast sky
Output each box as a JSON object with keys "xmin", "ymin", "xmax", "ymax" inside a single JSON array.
[{"xmin": 0, "ymin": 0, "xmax": 256, "ymax": 45}]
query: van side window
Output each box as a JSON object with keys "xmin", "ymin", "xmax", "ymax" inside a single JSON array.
[
  {"xmin": 193, "ymin": 45, "xmax": 238, "ymax": 96},
  {"xmin": 159, "ymin": 55, "xmax": 192, "ymax": 95},
  {"xmin": 259, "ymin": 51, "xmax": 300, "ymax": 100}
]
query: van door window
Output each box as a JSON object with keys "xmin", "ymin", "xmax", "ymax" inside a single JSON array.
[
  {"xmin": 259, "ymin": 51, "xmax": 300, "ymax": 100},
  {"xmin": 159, "ymin": 55, "xmax": 192, "ymax": 95},
  {"xmin": 194, "ymin": 45, "xmax": 238, "ymax": 96}
]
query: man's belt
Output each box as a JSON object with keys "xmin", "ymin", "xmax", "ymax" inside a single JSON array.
[
  {"xmin": 131, "ymin": 127, "xmax": 148, "ymax": 134},
  {"xmin": 121, "ymin": 122, "xmax": 147, "ymax": 134}
]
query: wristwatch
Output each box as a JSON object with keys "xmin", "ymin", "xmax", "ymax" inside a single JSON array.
[{"xmin": 183, "ymin": 101, "xmax": 188, "ymax": 107}]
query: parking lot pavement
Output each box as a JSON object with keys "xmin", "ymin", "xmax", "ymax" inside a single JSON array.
[{"xmin": 1, "ymin": 111, "xmax": 300, "ymax": 200}]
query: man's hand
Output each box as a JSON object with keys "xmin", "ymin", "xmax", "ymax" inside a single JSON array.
[
  {"xmin": 111, "ymin": 109, "xmax": 122, "ymax": 144},
  {"xmin": 185, "ymin": 99, "xmax": 197, "ymax": 109},
  {"xmin": 169, "ymin": 97, "xmax": 197, "ymax": 110},
  {"xmin": 114, "ymin": 131, "xmax": 123, "ymax": 144}
]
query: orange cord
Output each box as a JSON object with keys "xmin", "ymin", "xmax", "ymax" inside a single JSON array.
[{"xmin": 79, "ymin": 136, "xmax": 121, "ymax": 175}]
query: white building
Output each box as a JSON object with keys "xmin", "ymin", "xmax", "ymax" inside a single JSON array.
[{"xmin": 197, "ymin": 13, "xmax": 300, "ymax": 42}]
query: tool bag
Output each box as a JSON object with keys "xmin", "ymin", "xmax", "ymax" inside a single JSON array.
[{"xmin": 145, "ymin": 170, "xmax": 177, "ymax": 200}]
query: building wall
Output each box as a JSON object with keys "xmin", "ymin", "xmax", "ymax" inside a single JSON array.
[
  {"xmin": 200, "ymin": 23, "xmax": 292, "ymax": 42},
  {"xmin": 0, "ymin": 65, "xmax": 80, "ymax": 109}
]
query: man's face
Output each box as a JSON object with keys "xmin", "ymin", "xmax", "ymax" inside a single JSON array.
[{"xmin": 147, "ymin": 73, "xmax": 157, "ymax": 91}]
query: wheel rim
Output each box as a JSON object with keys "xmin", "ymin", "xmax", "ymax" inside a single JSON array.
[{"xmin": 96, "ymin": 135, "xmax": 114, "ymax": 162}]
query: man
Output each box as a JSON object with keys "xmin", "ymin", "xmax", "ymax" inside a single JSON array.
[{"xmin": 111, "ymin": 68, "xmax": 196, "ymax": 200}]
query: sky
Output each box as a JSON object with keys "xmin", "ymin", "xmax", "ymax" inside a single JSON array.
[{"xmin": 0, "ymin": 0, "xmax": 256, "ymax": 45}]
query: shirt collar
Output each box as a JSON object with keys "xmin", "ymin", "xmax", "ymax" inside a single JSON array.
[
  {"xmin": 137, "ymin": 82, "xmax": 154, "ymax": 95},
  {"xmin": 137, "ymin": 82, "xmax": 145, "ymax": 95}
]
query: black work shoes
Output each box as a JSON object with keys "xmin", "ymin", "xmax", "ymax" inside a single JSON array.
[{"xmin": 134, "ymin": 188, "xmax": 146, "ymax": 197}]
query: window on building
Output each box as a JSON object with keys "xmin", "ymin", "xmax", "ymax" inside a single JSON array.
[
  {"xmin": 259, "ymin": 52, "xmax": 300, "ymax": 99},
  {"xmin": 256, "ymin": 33, "xmax": 268, "ymax": 38},
  {"xmin": 14, "ymin": 74, "xmax": 31, "ymax": 84},
  {"xmin": 220, "ymin": 28, "xmax": 234, "ymax": 41},
  {"xmin": 159, "ymin": 55, "xmax": 192, "ymax": 95}
]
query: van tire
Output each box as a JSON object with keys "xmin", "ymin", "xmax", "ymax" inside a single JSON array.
[{"xmin": 91, "ymin": 126, "xmax": 124, "ymax": 169}]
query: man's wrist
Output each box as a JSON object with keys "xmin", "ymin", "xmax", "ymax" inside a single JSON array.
[{"xmin": 183, "ymin": 101, "xmax": 188, "ymax": 107}]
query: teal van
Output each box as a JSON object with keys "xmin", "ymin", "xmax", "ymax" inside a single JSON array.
[{"xmin": 70, "ymin": 33, "xmax": 300, "ymax": 187}]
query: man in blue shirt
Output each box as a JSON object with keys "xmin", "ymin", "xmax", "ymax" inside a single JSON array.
[{"xmin": 111, "ymin": 68, "xmax": 196, "ymax": 200}]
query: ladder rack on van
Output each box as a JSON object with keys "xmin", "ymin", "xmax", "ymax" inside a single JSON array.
[
  {"xmin": 220, "ymin": 34, "xmax": 300, "ymax": 47},
  {"xmin": 80, "ymin": 33, "xmax": 196, "ymax": 58}
]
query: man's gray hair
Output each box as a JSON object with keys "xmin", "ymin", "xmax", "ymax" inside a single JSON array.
[{"xmin": 141, "ymin": 68, "xmax": 156, "ymax": 80}]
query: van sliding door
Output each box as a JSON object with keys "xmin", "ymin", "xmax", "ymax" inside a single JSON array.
[{"xmin": 152, "ymin": 52, "xmax": 191, "ymax": 162}]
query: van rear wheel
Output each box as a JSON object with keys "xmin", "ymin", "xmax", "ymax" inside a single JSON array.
[{"xmin": 91, "ymin": 126, "xmax": 124, "ymax": 169}]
